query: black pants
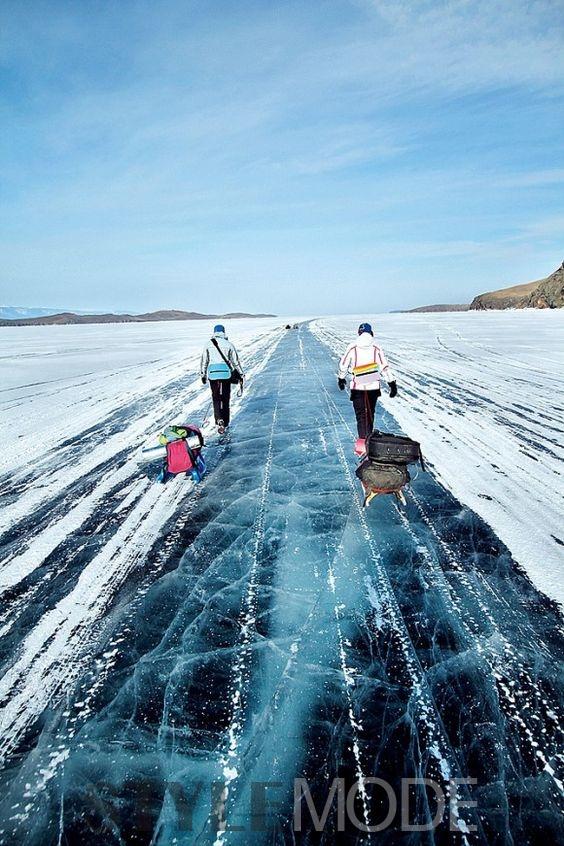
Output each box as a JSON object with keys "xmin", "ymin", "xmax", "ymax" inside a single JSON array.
[
  {"xmin": 210, "ymin": 379, "xmax": 232, "ymax": 425},
  {"xmin": 351, "ymin": 388, "xmax": 380, "ymax": 438}
]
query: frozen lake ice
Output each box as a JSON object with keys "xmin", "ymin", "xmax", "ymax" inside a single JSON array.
[{"xmin": 0, "ymin": 317, "xmax": 562, "ymax": 844}]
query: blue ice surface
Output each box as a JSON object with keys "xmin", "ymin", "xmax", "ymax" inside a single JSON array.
[{"xmin": 0, "ymin": 326, "xmax": 562, "ymax": 845}]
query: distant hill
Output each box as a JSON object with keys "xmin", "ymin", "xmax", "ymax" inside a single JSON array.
[
  {"xmin": 470, "ymin": 279, "xmax": 543, "ymax": 310},
  {"xmin": 400, "ymin": 262, "xmax": 564, "ymax": 313},
  {"xmin": 0, "ymin": 306, "xmax": 111, "ymax": 321},
  {"xmin": 0, "ymin": 309, "xmax": 276, "ymax": 327},
  {"xmin": 470, "ymin": 262, "xmax": 564, "ymax": 310},
  {"xmin": 402, "ymin": 303, "xmax": 471, "ymax": 313}
]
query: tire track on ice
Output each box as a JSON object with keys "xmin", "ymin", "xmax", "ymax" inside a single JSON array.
[
  {"xmin": 0, "ymin": 331, "xmax": 283, "ymax": 543},
  {"xmin": 312, "ymin": 346, "xmax": 480, "ymax": 841},
  {"xmin": 325, "ymin": 542, "xmax": 372, "ymax": 829},
  {"xmin": 312, "ymin": 325, "xmax": 564, "ymax": 811},
  {"xmin": 0, "ymin": 331, "xmax": 286, "ymax": 767},
  {"xmin": 0, "ymin": 479, "xmax": 185, "ymax": 765},
  {"xmin": 212, "ymin": 375, "xmax": 280, "ymax": 846},
  {"xmin": 400, "ymin": 491, "xmax": 564, "ymax": 798},
  {"xmin": 0, "ymin": 332, "xmax": 282, "ymax": 604},
  {"xmin": 0, "ymin": 436, "xmax": 244, "ymax": 840}
]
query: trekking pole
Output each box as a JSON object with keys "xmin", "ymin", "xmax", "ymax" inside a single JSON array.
[{"xmin": 202, "ymin": 400, "xmax": 212, "ymax": 427}]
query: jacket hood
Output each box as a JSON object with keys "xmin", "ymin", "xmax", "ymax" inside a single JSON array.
[
  {"xmin": 357, "ymin": 331, "xmax": 375, "ymax": 347},
  {"xmin": 213, "ymin": 330, "xmax": 227, "ymax": 338}
]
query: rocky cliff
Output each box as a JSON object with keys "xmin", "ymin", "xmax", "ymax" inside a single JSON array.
[{"xmin": 470, "ymin": 263, "xmax": 564, "ymax": 310}]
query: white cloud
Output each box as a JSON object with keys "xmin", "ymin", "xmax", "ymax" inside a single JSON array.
[{"xmin": 517, "ymin": 214, "xmax": 564, "ymax": 238}]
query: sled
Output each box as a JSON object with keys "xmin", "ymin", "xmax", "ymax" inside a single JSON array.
[
  {"xmin": 355, "ymin": 430, "xmax": 425, "ymax": 508},
  {"xmin": 157, "ymin": 453, "xmax": 206, "ymax": 485},
  {"xmin": 139, "ymin": 424, "xmax": 205, "ymax": 465},
  {"xmin": 363, "ymin": 487, "xmax": 407, "ymax": 508},
  {"xmin": 141, "ymin": 423, "xmax": 206, "ymax": 485}
]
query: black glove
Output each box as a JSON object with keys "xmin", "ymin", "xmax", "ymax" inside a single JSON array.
[
  {"xmin": 338, "ymin": 378, "xmax": 346, "ymax": 391},
  {"xmin": 201, "ymin": 376, "xmax": 207, "ymax": 385},
  {"xmin": 388, "ymin": 380, "xmax": 397, "ymax": 398}
]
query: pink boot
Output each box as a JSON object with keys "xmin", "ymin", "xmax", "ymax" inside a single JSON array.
[{"xmin": 354, "ymin": 438, "xmax": 366, "ymax": 457}]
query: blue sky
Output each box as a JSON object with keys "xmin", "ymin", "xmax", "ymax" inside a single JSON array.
[{"xmin": 1, "ymin": 0, "xmax": 563, "ymax": 314}]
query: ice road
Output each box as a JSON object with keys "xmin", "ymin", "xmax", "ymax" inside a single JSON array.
[{"xmin": 0, "ymin": 324, "xmax": 562, "ymax": 845}]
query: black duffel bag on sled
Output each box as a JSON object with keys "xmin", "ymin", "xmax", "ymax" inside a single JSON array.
[
  {"xmin": 366, "ymin": 431, "xmax": 425, "ymax": 469},
  {"xmin": 356, "ymin": 431, "xmax": 425, "ymax": 507}
]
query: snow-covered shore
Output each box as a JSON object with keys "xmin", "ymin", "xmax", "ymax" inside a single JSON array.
[
  {"xmin": 312, "ymin": 310, "xmax": 564, "ymax": 608},
  {"xmin": 0, "ymin": 317, "xmax": 299, "ymax": 477}
]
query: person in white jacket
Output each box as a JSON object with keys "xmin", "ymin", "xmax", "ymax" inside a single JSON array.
[
  {"xmin": 337, "ymin": 322, "xmax": 397, "ymax": 439},
  {"xmin": 200, "ymin": 324, "xmax": 244, "ymax": 433}
]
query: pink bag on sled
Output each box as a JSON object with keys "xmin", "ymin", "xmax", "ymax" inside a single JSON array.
[{"xmin": 166, "ymin": 439, "xmax": 195, "ymax": 474}]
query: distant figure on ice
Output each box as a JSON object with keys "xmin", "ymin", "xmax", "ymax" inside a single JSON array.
[
  {"xmin": 337, "ymin": 322, "xmax": 397, "ymax": 440},
  {"xmin": 200, "ymin": 324, "xmax": 244, "ymax": 434}
]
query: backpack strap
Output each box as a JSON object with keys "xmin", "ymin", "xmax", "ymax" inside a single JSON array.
[{"xmin": 210, "ymin": 337, "xmax": 234, "ymax": 373}]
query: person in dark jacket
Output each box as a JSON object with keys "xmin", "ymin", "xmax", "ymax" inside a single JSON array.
[{"xmin": 200, "ymin": 324, "xmax": 244, "ymax": 434}]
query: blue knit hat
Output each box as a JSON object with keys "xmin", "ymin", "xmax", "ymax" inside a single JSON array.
[
  {"xmin": 213, "ymin": 324, "xmax": 225, "ymax": 334},
  {"xmin": 358, "ymin": 322, "xmax": 373, "ymax": 335}
]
